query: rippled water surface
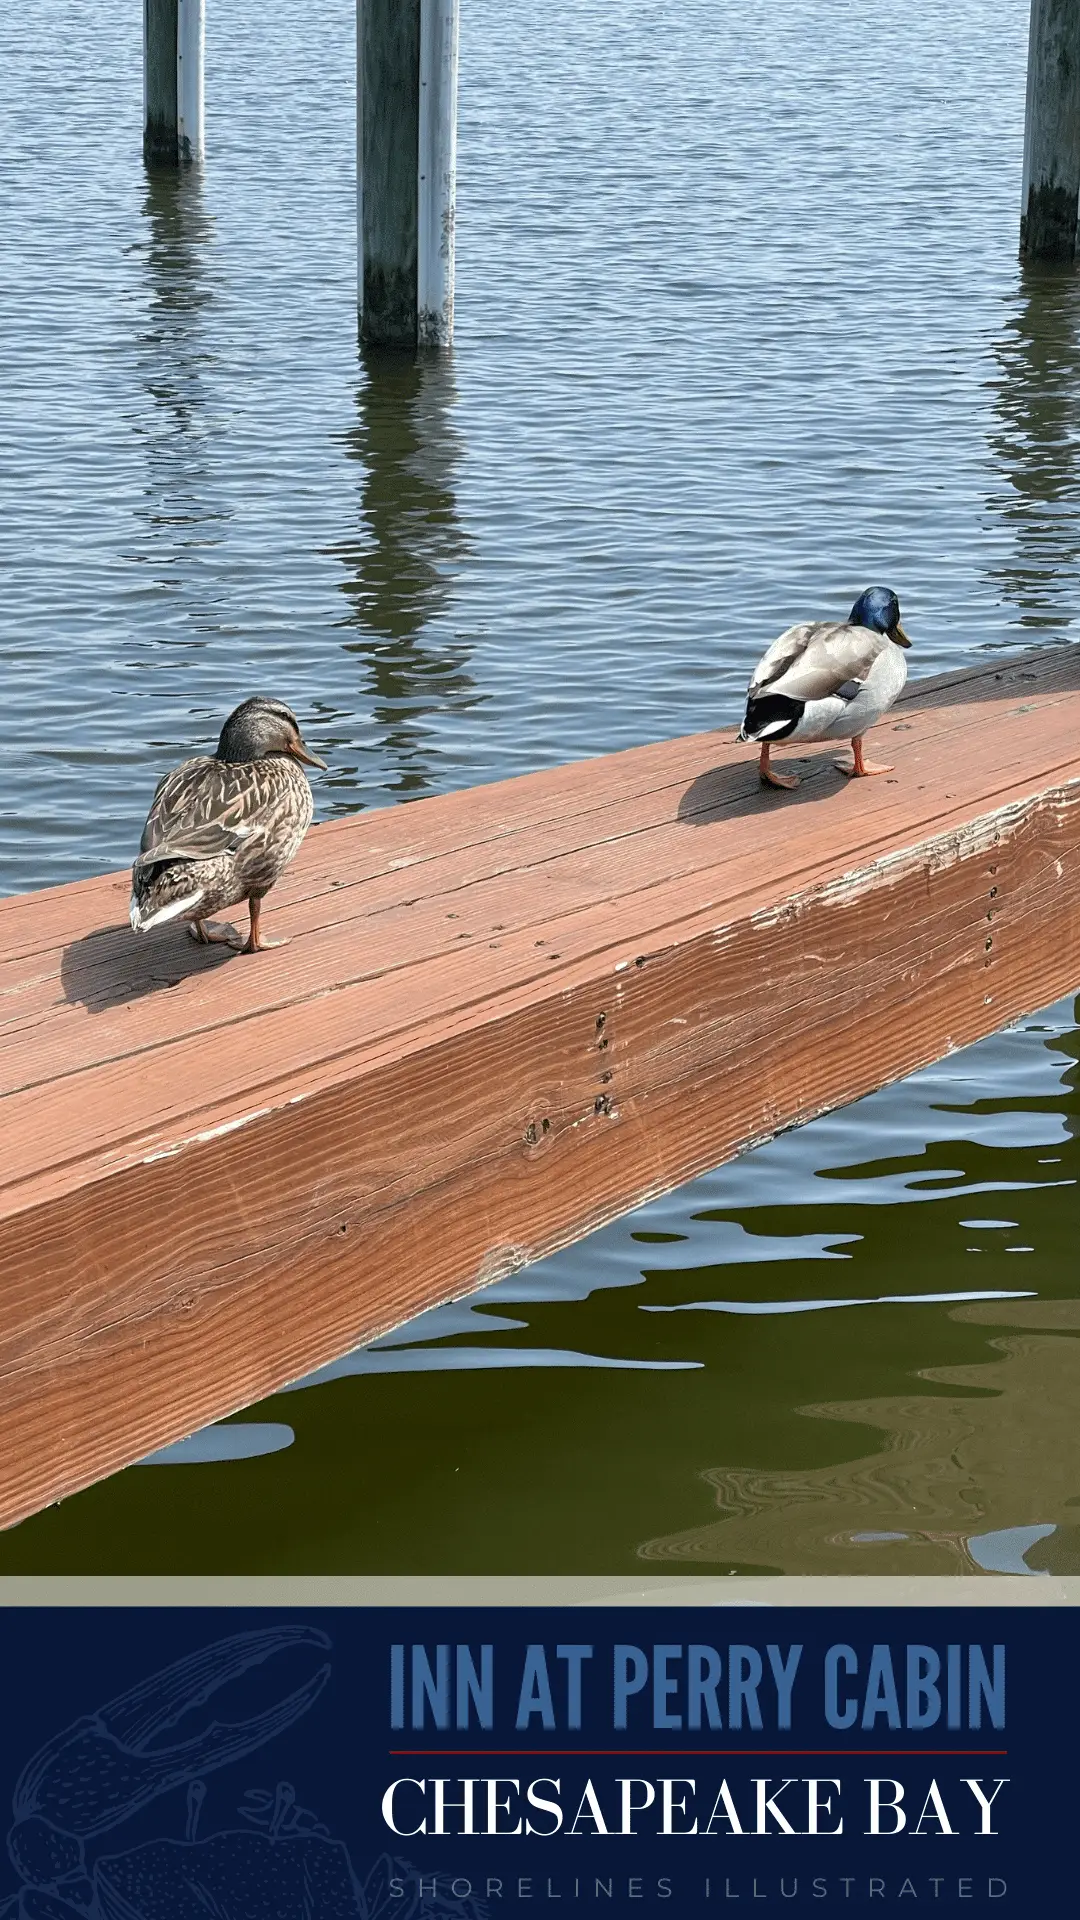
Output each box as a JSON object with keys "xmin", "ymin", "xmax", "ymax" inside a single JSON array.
[{"xmin": 1, "ymin": 0, "xmax": 1078, "ymax": 1572}]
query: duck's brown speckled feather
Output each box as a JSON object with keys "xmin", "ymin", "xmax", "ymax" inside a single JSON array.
[{"xmin": 132, "ymin": 752, "xmax": 314, "ymax": 923}]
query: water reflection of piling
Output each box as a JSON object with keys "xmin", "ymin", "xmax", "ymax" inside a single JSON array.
[
  {"xmin": 134, "ymin": 168, "xmax": 225, "ymax": 589},
  {"xmin": 637, "ymin": 1294, "xmax": 1080, "ymax": 1575},
  {"xmin": 1049, "ymin": 1000, "xmax": 1080, "ymax": 1141},
  {"xmin": 139, "ymin": 167, "xmax": 215, "ymax": 427},
  {"xmin": 986, "ymin": 265, "xmax": 1080, "ymax": 636},
  {"xmin": 329, "ymin": 351, "xmax": 474, "ymax": 796}
]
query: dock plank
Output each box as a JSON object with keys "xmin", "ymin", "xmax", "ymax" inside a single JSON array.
[{"xmin": 1, "ymin": 648, "xmax": 1079, "ymax": 1528}]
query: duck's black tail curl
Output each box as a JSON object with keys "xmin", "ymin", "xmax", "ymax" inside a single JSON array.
[{"xmin": 738, "ymin": 692, "xmax": 804, "ymax": 743}]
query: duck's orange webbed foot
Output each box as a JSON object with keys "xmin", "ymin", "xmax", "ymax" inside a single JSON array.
[
  {"xmin": 239, "ymin": 898, "xmax": 290, "ymax": 954},
  {"xmin": 835, "ymin": 738, "xmax": 893, "ymax": 778},
  {"xmin": 758, "ymin": 742, "xmax": 800, "ymax": 790},
  {"xmin": 189, "ymin": 919, "xmax": 243, "ymax": 947}
]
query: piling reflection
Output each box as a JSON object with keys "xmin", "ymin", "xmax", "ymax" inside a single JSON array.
[
  {"xmin": 986, "ymin": 265, "xmax": 1080, "ymax": 637},
  {"xmin": 637, "ymin": 1010, "xmax": 1080, "ymax": 1578},
  {"xmin": 1053, "ymin": 1006, "xmax": 1080, "ymax": 1141},
  {"xmin": 328, "ymin": 352, "xmax": 475, "ymax": 797},
  {"xmin": 132, "ymin": 167, "xmax": 226, "ymax": 584},
  {"xmin": 637, "ymin": 1294, "xmax": 1080, "ymax": 1574}
]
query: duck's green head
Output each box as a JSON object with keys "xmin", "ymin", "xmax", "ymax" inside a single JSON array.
[
  {"xmin": 216, "ymin": 696, "xmax": 328, "ymax": 768},
  {"xmin": 849, "ymin": 587, "xmax": 911, "ymax": 647}
]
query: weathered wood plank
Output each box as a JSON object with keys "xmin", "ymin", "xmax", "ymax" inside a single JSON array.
[{"xmin": 1, "ymin": 649, "xmax": 1079, "ymax": 1529}]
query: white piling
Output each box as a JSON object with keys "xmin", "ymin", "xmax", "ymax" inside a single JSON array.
[
  {"xmin": 417, "ymin": 0, "xmax": 459, "ymax": 346},
  {"xmin": 1021, "ymin": 0, "xmax": 1080, "ymax": 260},
  {"xmin": 177, "ymin": 0, "xmax": 205, "ymax": 165}
]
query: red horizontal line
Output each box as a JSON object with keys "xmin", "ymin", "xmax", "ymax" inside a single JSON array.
[{"xmin": 389, "ymin": 1750, "xmax": 1008, "ymax": 1758}]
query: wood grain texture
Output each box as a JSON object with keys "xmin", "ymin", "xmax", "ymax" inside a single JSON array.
[{"xmin": 1, "ymin": 649, "xmax": 1079, "ymax": 1529}]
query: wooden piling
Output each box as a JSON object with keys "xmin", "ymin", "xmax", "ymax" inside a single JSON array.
[
  {"xmin": 144, "ymin": 0, "xmax": 179, "ymax": 165},
  {"xmin": 359, "ymin": 0, "xmax": 459, "ymax": 346},
  {"xmin": 143, "ymin": 0, "xmax": 204, "ymax": 166},
  {"xmin": 1021, "ymin": 0, "xmax": 1080, "ymax": 261}
]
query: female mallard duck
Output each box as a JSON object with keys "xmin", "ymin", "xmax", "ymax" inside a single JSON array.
[
  {"xmin": 129, "ymin": 696, "xmax": 327, "ymax": 952},
  {"xmin": 738, "ymin": 587, "xmax": 912, "ymax": 790}
]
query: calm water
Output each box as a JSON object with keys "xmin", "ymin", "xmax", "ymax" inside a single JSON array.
[{"xmin": 1, "ymin": 0, "xmax": 1078, "ymax": 1573}]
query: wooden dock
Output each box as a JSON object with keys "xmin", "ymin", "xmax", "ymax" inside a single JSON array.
[{"xmin": 2, "ymin": 647, "xmax": 1079, "ymax": 1531}]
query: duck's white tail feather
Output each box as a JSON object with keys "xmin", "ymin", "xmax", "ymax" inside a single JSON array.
[{"xmin": 129, "ymin": 888, "xmax": 205, "ymax": 933}]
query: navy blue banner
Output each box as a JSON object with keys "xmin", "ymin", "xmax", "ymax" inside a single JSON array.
[{"xmin": 0, "ymin": 1608, "xmax": 1071, "ymax": 1916}]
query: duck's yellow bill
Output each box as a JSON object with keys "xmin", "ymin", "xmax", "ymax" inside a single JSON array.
[{"xmin": 889, "ymin": 622, "xmax": 912, "ymax": 648}]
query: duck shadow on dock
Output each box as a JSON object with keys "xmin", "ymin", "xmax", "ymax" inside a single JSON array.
[
  {"xmin": 61, "ymin": 922, "xmax": 236, "ymax": 1013},
  {"xmin": 678, "ymin": 751, "xmax": 839, "ymax": 827}
]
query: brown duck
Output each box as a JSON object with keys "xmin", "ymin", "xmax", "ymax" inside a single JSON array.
[{"xmin": 129, "ymin": 697, "xmax": 327, "ymax": 952}]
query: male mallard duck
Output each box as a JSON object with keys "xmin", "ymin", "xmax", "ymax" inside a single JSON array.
[
  {"xmin": 129, "ymin": 696, "xmax": 327, "ymax": 952},
  {"xmin": 738, "ymin": 587, "xmax": 912, "ymax": 790}
]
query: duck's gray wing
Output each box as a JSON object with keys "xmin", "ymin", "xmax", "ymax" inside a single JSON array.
[
  {"xmin": 751, "ymin": 622, "xmax": 888, "ymax": 703},
  {"xmin": 748, "ymin": 623, "xmax": 832, "ymax": 696}
]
